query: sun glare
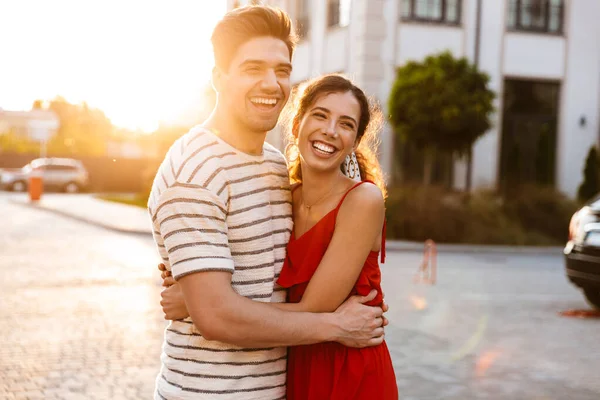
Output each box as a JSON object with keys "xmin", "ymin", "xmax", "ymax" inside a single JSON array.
[{"xmin": 0, "ymin": 0, "xmax": 226, "ymax": 132}]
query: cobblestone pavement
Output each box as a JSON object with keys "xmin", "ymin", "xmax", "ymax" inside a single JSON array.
[
  {"xmin": 2, "ymin": 193, "xmax": 600, "ymax": 399},
  {"xmin": 1, "ymin": 198, "xmax": 165, "ymax": 399},
  {"xmin": 382, "ymin": 252, "xmax": 600, "ymax": 399}
]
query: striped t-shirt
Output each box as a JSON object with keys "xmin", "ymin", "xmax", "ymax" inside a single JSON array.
[{"xmin": 148, "ymin": 126, "xmax": 293, "ymax": 400}]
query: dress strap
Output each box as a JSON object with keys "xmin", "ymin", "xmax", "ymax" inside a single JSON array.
[{"xmin": 334, "ymin": 180, "xmax": 374, "ymax": 213}]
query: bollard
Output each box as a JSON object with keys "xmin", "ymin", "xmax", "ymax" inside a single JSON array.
[
  {"xmin": 28, "ymin": 170, "xmax": 43, "ymax": 202},
  {"xmin": 413, "ymin": 239, "xmax": 437, "ymax": 285}
]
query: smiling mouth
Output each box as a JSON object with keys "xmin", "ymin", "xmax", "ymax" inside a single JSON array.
[
  {"xmin": 249, "ymin": 97, "xmax": 278, "ymax": 110},
  {"xmin": 311, "ymin": 140, "xmax": 337, "ymax": 155}
]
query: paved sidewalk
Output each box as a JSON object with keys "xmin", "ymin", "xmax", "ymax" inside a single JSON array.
[
  {"xmin": 10, "ymin": 193, "xmax": 151, "ymax": 236},
  {"xmin": 9, "ymin": 192, "xmax": 564, "ymax": 255}
]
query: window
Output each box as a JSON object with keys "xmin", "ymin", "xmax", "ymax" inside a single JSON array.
[
  {"xmin": 507, "ymin": 0, "xmax": 564, "ymax": 34},
  {"xmin": 401, "ymin": 0, "xmax": 461, "ymax": 24},
  {"xmin": 327, "ymin": 0, "xmax": 351, "ymax": 28},
  {"xmin": 296, "ymin": 0, "xmax": 311, "ymax": 39}
]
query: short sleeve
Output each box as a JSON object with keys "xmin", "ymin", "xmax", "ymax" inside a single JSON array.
[{"xmin": 153, "ymin": 185, "xmax": 234, "ymax": 280}]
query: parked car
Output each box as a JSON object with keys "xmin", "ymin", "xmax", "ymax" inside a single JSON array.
[
  {"xmin": 565, "ymin": 194, "xmax": 600, "ymax": 309},
  {"xmin": 0, "ymin": 158, "xmax": 89, "ymax": 193}
]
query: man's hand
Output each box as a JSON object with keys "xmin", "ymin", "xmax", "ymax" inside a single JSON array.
[
  {"xmin": 333, "ymin": 290, "xmax": 385, "ymax": 348},
  {"xmin": 160, "ymin": 281, "xmax": 190, "ymax": 320}
]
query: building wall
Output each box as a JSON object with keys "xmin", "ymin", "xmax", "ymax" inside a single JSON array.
[{"xmin": 227, "ymin": 0, "xmax": 600, "ymax": 198}]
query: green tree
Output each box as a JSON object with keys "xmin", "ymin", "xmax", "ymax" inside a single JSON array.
[
  {"xmin": 577, "ymin": 145, "xmax": 600, "ymax": 203},
  {"xmin": 0, "ymin": 129, "xmax": 40, "ymax": 154},
  {"xmin": 388, "ymin": 51, "xmax": 496, "ymax": 187}
]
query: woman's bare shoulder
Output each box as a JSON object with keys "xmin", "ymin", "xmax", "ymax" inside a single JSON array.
[{"xmin": 341, "ymin": 182, "xmax": 385, "ymax": 214}]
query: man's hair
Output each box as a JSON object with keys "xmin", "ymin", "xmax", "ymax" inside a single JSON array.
[{"xmin": 211, "ymin": 5, "xmax": 297, "ymax": 71}]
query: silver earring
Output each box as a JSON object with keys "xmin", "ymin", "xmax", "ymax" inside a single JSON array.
[{"xmin": 343, "ymin": 152, "xmax": 361, "ymax": 181}]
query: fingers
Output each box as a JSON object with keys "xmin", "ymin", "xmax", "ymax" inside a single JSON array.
[
  {"xmin": 373, "ymin": 316, "xmax": 383, "ymax": 329},
  {"xmin": 366, "ymin": 334, "xmax": 385, "ymax": 347},
  {"xmin": 158, "ymin": 263, "xmax": 166, "ymax": 272},
  {"xmin": 381, "ymin": 300, "xmax": 389, "ymax": 313},
  {"xmin": 357, "ymin": 289, "xmax": 378, "ymax": 304},
  {"xmin": 162, "ymin": 277, "xmax": 176, "ymax": 287},
  {"xmin": 160, "ymin": 270, "xmax": 172, "ymax": 280},
  {"xmin": 382, "ymin": 316, "xmax": 389, "ymax": 327}
]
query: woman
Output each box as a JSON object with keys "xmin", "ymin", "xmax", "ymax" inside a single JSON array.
[{"xmin": 161, "ymin": 74, "xmax": 397, "ymax": 399}]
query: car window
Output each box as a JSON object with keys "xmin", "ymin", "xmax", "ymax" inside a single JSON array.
[{"xmin": 47, "ymin": 165, "xmax": 77, "ymax": 171}]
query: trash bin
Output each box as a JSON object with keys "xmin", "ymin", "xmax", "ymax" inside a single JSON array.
[{"xmin": 28, "ymin": 170, "xmax": 43, "ymax": 201}]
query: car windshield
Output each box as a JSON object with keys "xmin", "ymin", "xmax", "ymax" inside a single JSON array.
[{"xmin": 21, "ymin": 164, "xmax": 32, "ymax": 173}]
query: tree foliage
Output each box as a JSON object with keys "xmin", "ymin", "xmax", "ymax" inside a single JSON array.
[
  {"xmin": 388, "ymin": 51, "xmax": 495, "ymax": 155},
  {"xmin": 388, "ymin": 51, "xmax": 496, "ymax": 185},
  {"xmin": 577, "ymin": 145, "xmax": 600, "ymax": 203}
]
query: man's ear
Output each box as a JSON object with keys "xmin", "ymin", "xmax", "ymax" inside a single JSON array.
[{"xmin": 212, "ymin": 66, "xmax": 223, "ymax": 93}]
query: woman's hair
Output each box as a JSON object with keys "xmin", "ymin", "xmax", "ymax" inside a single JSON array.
[
  {"xmin": 211, "ymin": 5, "xmax": 297, "ymax": 71},
  {"xmin": 284, "ymin": 74, "xmax": 387, "ymax": 198}
]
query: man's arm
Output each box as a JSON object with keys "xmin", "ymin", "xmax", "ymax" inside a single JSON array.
[
  {"xmin": 155, "ymin": 185, "xmax": 384, "ymax": 349},
  {"xmin": 176, "ymin": 270, "xmax": 384, "ymax": 348}
]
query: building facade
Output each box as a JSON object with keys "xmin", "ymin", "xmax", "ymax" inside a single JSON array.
[
  {"xmin": 227, "ymin": 0, "xmax": 600, "ymax": 198},
  {"xmin": 0, "ymin": 109, "xmax": 59, "ymax": 143}
]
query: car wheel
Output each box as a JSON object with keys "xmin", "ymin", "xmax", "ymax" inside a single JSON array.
[
  {"xmin": 64, "ymin": 182, "xmax": 80, "ymax": 193},
  {"xmin": 583, "ymin": 288, "xmax": 600, "ymax": 310},
  {"xmin": 11, "ymin": 181, "xmax": 27, "ymax": 192}
]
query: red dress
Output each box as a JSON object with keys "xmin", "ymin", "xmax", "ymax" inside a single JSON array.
[{"xmin": 277, "ymin": 181, "xmax": 398, "ymax": 400}]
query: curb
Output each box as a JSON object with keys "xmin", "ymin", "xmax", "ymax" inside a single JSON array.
[
  {"xmin": 10, "ymin": 199, "xmax": 152, "ymax": 237},
  {"xmin": 386, "ymin": 240, "xmax": 564, "ymax": 255},
  {"xmin": 12, "ymin": 198, "xmax": 565, "ymax": 255}
]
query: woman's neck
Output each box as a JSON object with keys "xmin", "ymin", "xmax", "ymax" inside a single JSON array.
[{"xmin": 300, "ymin": 165, "xmax": 346, "ymax": 207}]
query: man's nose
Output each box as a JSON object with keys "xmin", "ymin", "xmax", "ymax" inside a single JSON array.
[{"xmin": 260, "ymin": 69, "xmax": 279, "ymax": 92}]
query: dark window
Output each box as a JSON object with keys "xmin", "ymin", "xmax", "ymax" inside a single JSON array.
[
  {"xmin": 500, "ymin": 79, "xmax": 560, "ymax": 190},
  {"xmin": 327, "ymin": 0, "xmax": 351, "ymax": 28},
  {"xmin": 47, "ymin": 165, "xmax": 77, "ymax": 171},
  {"xmin": 401, "ymin": 0, "xmax": 462, "ymax": 25},
  {"xmin": 296, "ymin": 0, "xmax": 311, "ymax": 39},
  {"xmin": 507, "ymin": 0, "xmax": 564, "ymax": 34}
]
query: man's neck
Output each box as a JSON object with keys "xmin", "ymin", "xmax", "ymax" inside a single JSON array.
[{"xmin": 203, "ymin": 109, "xmax": 267, "ymax": 156}]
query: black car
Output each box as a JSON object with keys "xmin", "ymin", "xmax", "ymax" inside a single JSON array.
[{"xmin": 565, "ymin": 195, "xmax": 600, "ymax": 309}]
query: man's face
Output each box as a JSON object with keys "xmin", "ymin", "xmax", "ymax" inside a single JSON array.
[{"xmin": 217, "ymin": 36, "xmax": 292, "ymax": 133}]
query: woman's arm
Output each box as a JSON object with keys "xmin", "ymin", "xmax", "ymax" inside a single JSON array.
[
  {"xmin": 273, "ymin": 183, "xmax": 385, "ymax": 313},
  {"xmin": 158, "ymin": 183, "xmax": 385, "ymax": 316}
]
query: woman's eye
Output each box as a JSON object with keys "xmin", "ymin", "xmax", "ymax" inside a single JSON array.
[
  {"xmin": 313, "ymin": 113, "xmax": 326, "ymax": 119},
  {"xmin": 342, "ymin": 122, "xmax": 355, "ymax": 129}
]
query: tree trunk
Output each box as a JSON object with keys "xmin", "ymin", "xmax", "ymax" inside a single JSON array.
[
  {"xmin": 465, "ymin": 148, "xmax": 473, "ymax": 192},
  {"xmin": 423, "ymin": 151, "xmax": 433, "ymax": 186}
]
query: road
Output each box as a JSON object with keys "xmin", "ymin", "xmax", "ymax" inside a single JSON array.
[{"xmin": 1, "ymin": 193, "xmax": 599, "ymax": 399}]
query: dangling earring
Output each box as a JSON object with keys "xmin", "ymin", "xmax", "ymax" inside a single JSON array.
[{"xmin": 343, "ymin": 152, "xmax": 361, "ymax": 181}]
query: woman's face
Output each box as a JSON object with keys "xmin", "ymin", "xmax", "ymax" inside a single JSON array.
[{"xmin": 295, "ymin": 91, "xmax": 361, "ymax": 176}]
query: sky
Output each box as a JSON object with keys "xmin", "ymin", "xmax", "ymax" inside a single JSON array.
[{"xmin": 0, "ymin": 0, "xmax": 227, "ymax": 132}]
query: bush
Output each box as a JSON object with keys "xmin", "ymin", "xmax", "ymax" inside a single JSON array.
[
  {"xmin": 577, "ymin": 146, "xmax": 600, "ymax": 203},
  {"xmin": 385, "ymin": 184, "xmax": 577, "ymax": 245},
  {"xmin": 503, "ymin": 185, "xmax": 578, "ymax": 243}
]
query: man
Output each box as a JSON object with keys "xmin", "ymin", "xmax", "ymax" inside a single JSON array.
[{"xmin": 148, "ymin": 6, "xmax": 386, "ymax": 399}]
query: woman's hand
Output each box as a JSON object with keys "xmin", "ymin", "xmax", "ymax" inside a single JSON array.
[
  {"xmin": 158, "ymin": 263, "xmax": 176, "ymax": 287},
  {"xmin": 158, "ymin": 263, "xmax": 189, "ymax": 320}
]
